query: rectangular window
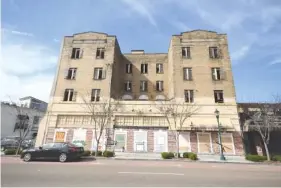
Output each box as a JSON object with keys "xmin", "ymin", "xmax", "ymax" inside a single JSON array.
[
  {"xmin": 71, "ymin": 48, "xmax": 81, "ymax": 59},
  {"xmin": 96, "ymin": 48, "xmax": 105, "ymax": 59},
  {"xmin": 33, "ymin": 116, "xmax": 40, "ymax": 124},
  {"xmin": 184, "ymin": 90, "xmax": 194, "ymax": 103},
  {"xmin": 93, "ymin": 68, "xmax": 105, "ymax": 80},
  {"xmin": 63, "ymin": 89, "xmax": 74, "ymax": 101},
  {"xmin": 209, "ymin": 47, "xmax": 219, "ymax": 59},
  {"xmin": 91, "ymin": 89, "xmax": 101, "ymax": 102},
  {"xmin": 65, "ymin": 68, "xmax": 77, "ymax": 80},
  {"xmin": 126, "ymin": 64, "xmax": 132, "ymax": 74},
  {"xmin": 156, "ymin": 63, "xmax": 163, "ymax": 74},
  {"xmin": 156, "ymin": 81, "xmax": 164, "ymax": 92},
  {"xmin": 182, "ymin": 47, "xmax": 191, "ymax": 58},
  {"xmin": 212, "ymin": 68, "xmax": 221, "ymax": 80},
  {"xmin": 183, "ymin": 68, "xmax": 192, "ymax": 80},
  {"xmin": 140, "ymin": 81, "xmax": 148, "ymax": 92},
  {"xmin": 141, "ymin": 64, "xmax": 148, "ymax": 74},
  {"xmin": 124, "ymin": 81, "xmax": 132, "ymax": 92},
  {"xmin": 214, "ymin": 90, "xmax": 224, "ymax": 103}
]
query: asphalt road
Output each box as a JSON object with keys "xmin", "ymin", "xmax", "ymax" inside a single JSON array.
[{"xmin": 1, "ymin": 157, "xmax": 281, "ymax": 187}]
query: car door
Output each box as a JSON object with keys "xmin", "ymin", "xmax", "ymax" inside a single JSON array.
[
  {"xmin": 49, "ymin": 143, "xmax": 63, "ymax": 159},
  {"xmin": 40, "ymin": 143, "xmax": 54, "ymax": 159}
]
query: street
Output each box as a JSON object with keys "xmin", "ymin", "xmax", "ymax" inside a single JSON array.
[{"xmin": 1, "ymin": 157, "xmax": 281, "ymax": 187}]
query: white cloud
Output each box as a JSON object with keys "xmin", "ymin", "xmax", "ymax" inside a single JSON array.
[
  {"xmin": 2, "ymin": 28, "xmax": 34, "ymax": 37},
  {"xmin": 0, "ymin": 30, "xmax": 57, "ymax": 102},
  {"xmin": 269, "ymin": 59, "xmax": 281, "ymax": 66},
  {"xmin": 231, "ymin": 46, "xmax": 250, "ymax": 61},
  {"xmin": 171, "ymin": 21, "xmax": 191, "ymax": 32},
  {"xmin": 121, "ymin": 0, "xmax": 157, "ymax": 26}
]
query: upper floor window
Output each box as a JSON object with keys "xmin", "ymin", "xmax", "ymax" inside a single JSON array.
[
  {"xmin": 209, "ymin": 47, "xmax": 219, "ymax": 59},
  {"xmin": 126, "ymin": 64, "xmax": 132, "ymax": 74},
  {"xmin": 156, "ymin": 63, "xmax": 163, "ymax": 74},
  {"xmin": 96, "ymin": 48, "xmax": 105, "ymax": 59},
  {"xmin": 93, "ymin": 68, "xmax": 105, "ymax": 80},
  {"xmin": 214, "ymin": 90, "xmax": 224, "ymax": 103},
  {"xmin": 91, "ymin": 89, "xmax": 101, "ymax": 102},
  {"xmin": 156, "ymin": 81, "xmax": 164, "ymax": 92},
  {"xmin": 183, "ymin": 68, "xmax": 192, "ymax": 80},
  {"xmin": 65, "ymin": 68, "xmax": 77, "ymax": 80},
  {"xmin": 71, "ymin": 48, "xmax": 82, "ymax": 59},
  {"xmin": 124, "ymin": 81, "xmax": 132, "ymax": 92},
  {"xmin": 140, "ymin": 81, "xmax": 148, "ymax": 92},
  {"xmin": 182, "ymin": 47, "xmax": 191, "ymax": 58},
  {"xmin": 33, "ymin": 116, "xmax": 40, "ymax": 124},
  {"xmin": 212, "ymin": 68, "xmax": 221, "ymax": 80},
  {"xmin": 63, "ymin": 89, "xmax": 75, "ymax": 101},
  {"xmin": 184, "ymin": 90, "xmax": 194, "ymax": 103},
  {"xmin": 141, "ymin": 64, "xmax": 148, "ymax": 74}
]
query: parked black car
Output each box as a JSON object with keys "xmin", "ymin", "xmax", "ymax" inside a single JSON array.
[
  {"xmin": 1, "ymin": 139, "xmax": 35, "ymax": 151},
  {"xmin": 20, "ymin": 142, "xmax": 84, "ymax": 162}
]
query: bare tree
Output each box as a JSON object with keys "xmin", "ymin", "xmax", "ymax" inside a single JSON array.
[
  {"xmin": 244, "ymin": 95, "xmax": 281, "ymax": 161},
  {"xmin": 4, "ymin": 100, "xmax": 42, "ymax": 155},
  {"xmin": 81, "ymin": 94, "xmax": 120, "ymax": 156},
  {"xmin": 155, "ymin": 99, "xmax": 200, "ymax": 157}
]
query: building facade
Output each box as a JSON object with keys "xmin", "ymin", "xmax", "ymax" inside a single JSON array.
[
  {"xmin": 19, "ymin": 96, "xmax": 48, "ymax": 112},
  {"xmin": 36, "ymin": 30, "xmax": 244, "ymax": 156},
  {"xmin": 1, "ymin": 100, "xmax": 46, "ymax": 140}
]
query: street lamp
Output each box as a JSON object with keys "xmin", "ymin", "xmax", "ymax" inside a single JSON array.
[{"xmin": 214, "ymin": 109, "xmax": 226, "ymax": 161}]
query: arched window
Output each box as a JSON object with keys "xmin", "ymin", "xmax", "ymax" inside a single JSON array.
[
  {"xmin": 122, "ymin": 94, "xmax": 133, "ymax": 100},
  {"xmin": 139, "ymin": 95, "xmax": 149, "ymax": 100}
]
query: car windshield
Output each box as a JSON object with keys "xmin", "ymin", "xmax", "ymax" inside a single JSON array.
[{"xmin": 67, "ymin": 143, "xmax": 78, "ymax": 147}]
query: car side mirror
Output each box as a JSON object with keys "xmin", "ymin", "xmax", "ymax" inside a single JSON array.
[{"xmin": 39, "ymin": 146, "xmax": 43, "ymax": 150}]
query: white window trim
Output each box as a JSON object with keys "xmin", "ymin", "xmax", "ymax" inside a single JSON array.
[
  {"xmin": 126, "ymin": 81, "xmax": 131, "ymax": 91},
  {"xmin": 185, "ymin": 90, "xmax": 193, "ymax": 103},
  {"xmin": 184, "ymin": 68, "xmax": 191, "ymax": 80},
  {"xmin": 69, "ymin": 68, "xmax": 76, "ymax": 79},
  {"xmin": 178, "ymin": 132, "xmax": 191, "ymax": 153},
  {"xmin": 126, "ymin": 64, "xmax": 131, "ymax": 73},
  {"xmin": 183, "ymin": 47, "xmax": 189, "ymax": 58},
  {"xmin": 156, "ymin": 81, "xmax": 163, "ymax": 91},
  {"xmin": 221, "ymin": 133, "xmax": 236, "ymax": 155},
  {"xmin": 196, "ymin": 132, "xmax": 213, "ymax": 154},
  {"xmin": 153, "ymin": 130, "xmax": 168, "ymax": 152},
  {"xmin": 114, "ymin": 130, "xmax": 127, "ymax": 152},
  {"xmin": 140, "ymin": 81, "xmax": 147, "ymax": 91},
  {"xmin": 213, "ymin": 68, "xmax": 220, "ymax": 80},
  {"xmin": 53, "ymin": 128, "xmax": 67, "ymax": 143},
  {"xmin": 156, "ymin": 64, "xmax": 163, "ymax": 73},
  {"xmin": 94, "ymin": 68, "xmax": 103, "ymax": 79},
  {"xmin": 141, "ymin": 64, "xmax": 148, "ymax": 74},
  {"xmin": 133, "ymin": 130, "xmax": 148, "ymax": 152}
]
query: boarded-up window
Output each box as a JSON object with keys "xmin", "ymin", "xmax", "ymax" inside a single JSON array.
[
  {"xmin": 179, "ymin": 133, "xmax": 191, "ymax": 152},
  {"xmin": 221, "ymin": 133, "xmax": 234, "ymax": 154},
  {"xmin": 54, "ymin": 131, "xmax": 66, "ymax": 142},
  {"xmin": 197, "ymin": 133, "xmax": 212, "ymax": 153}
]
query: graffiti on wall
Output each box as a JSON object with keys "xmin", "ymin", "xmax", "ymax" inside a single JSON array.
[{"xmin": 72, "ymin": 128, "xmax": 87, "ymax": 147}]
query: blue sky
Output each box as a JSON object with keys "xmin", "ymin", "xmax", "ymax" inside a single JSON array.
[{"xmin": 1, "ymin": 0, "xmax": 281, "ymax": 102}]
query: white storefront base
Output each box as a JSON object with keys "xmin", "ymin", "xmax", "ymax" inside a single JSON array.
[
  {"xmin": 153, "ymin": 130, "xmax": 168, "ymax": 152},
  {"xmin": 114, "ymin": 130, "xmax": 127, "ymax": 152},
  {"xmin": 134, "ymin": 130, "xmax": 147, "ymax": 152}
]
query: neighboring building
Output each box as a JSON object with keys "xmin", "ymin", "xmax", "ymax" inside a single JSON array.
[
  {"xmin": 19, "ymin": 96, "xmax": 48, "ymax": 111},
  {"xmin": 238, "ymin": 103, "xmax": 281, "ymax": 155},
  {"xmin": 1, "ymin": 98, "xmax": 47, "ymax": 140},
  {"xmin": 36, "ymin": 30, "xmax": 243, "ymax": 156}
]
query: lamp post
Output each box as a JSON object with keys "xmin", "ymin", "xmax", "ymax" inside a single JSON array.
[{"xmin": 214, "ymin": 109, "xmax": 226, "ymax": 161}]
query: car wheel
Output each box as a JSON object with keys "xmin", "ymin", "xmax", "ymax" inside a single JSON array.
[
  {"xmin": 23, "ymin": 153, "xmax": 32, "ymax": 162},
  {"xmin": 59, "ymin": 153, "xmax": 67, "ymax": 163}
]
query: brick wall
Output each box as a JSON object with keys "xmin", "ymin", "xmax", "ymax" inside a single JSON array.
[
  {"xmin": 147, "ymin": 130, "xmax": 154, "ymax": 152},
  {"xmin": 126, "ymin": 129, "xmax": 134, "ymax": 152},
  {"xmin": 233, "ymin": 132, "xmax": 244, "ymax": 155},
  {"xmin": 190, "ymin": 132, "xmax": 198, "ymax": 153},
  {"xmin": 168, "ymin": 131, "xmax": 177, "ymax": 152},
  {"xmin": 45, "ymin": 127, "xmax": 55, "ymax": 144}
]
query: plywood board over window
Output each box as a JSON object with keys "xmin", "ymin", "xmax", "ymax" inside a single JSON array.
[
  {"xmin": 197, "ymin": 133, "xmax": 212, "ymax": 153},
  {"xmin": 179, "ymin": 133, "xmax": 191, "ymax": 153},
  {"xmin": 221, "ymin": 133, "xmax": 235, "ymax": 154}
]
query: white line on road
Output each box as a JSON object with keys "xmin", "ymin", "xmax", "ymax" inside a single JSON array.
[{"xmin": 118, "ymin": 172, "xmax": 184, "ymax": 176}]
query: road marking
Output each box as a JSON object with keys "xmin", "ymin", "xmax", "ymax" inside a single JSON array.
[{"xmin": 118, "ymin": 172, "xmax": 184, "ymax": 176}]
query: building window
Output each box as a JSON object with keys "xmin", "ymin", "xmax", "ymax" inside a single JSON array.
[
  {"xmin": 141, "ymin": 64, "xmax": 148, "ymax": 74},
  {"xmin": 214, "ymin": 90, "xmax": 224, "ymax": 103},
  {"xmin": 65, "ymin": 68, "xmax": 77, "ymax": 80},
  {"xmin": 63, "ymin": 89, "xmax": 75, "ymax": 101},
  {"xmin": 96, "ymin": 48, "xmax": 105, "ymax": 59},
  {"xmin": 156, "ymin": 81, "xmax": 164, "ymax": 92},
  {"xmin": 183, "ymin": 68, "xmax": 192, "ymax": 80},
  {"xmin": 140, "ymin": 81, "xmax": 148, "ymax": 92},
  {"xmin": 184, "ymin": 90, "xmax": 194, "ymax": 103},
  {"xmin": 91, "ymin": 89, "xmax": 101, "ymax": 102},
  {"xmin": 71, "ymin": 48, "xmax": 82, "ymax": 59},
  {"xmin": 126, "ymin": 64, "xmax": 132, "ymax": 74},
  {"xmin": 124, "ymin": 81, "xmax": 132, "ymax": 92},
  {"xmin": 182, "ymin": 47, "xmax": 191, "ymax": 58},
  {"xmin": 209, "ymin": 47, "xmax": 219, "ymax": 59},
  {"xmin": 33, "ymin": 116, "xmax": 40, "ymax": 124},
  {"xmin": 93, "ymin": 68, "xmax": 105, "ymax": 80},
  {"xmin": 212, "ymin": 68, "xmax": 221, "ymax": 80},
  {"xmin": 156, "ymin": 63, "xmax": 163, "ymax": 74}
]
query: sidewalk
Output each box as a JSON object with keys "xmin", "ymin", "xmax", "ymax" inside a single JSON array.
[{"xmin": 113, "ymin": 152, "xmax": 254, "ymax": 164}]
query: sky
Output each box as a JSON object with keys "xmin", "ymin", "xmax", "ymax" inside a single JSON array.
[{"xmin": 1, "ymin": 0, "xmax": 281, "ymax": 103}]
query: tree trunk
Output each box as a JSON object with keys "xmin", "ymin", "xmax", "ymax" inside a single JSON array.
[
  {"xmin": 16, "ymin": 140, "xmax": 22, "ymax": 156},
  {"xmin": 262, "ymin": 139, "xmax": 271, "ymax": 161},
  {"xmin": 95, "ymin": 140, "xmax": 100, "ymax": 157}
]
